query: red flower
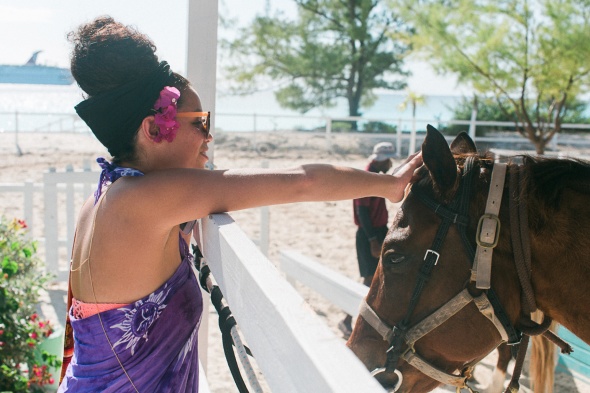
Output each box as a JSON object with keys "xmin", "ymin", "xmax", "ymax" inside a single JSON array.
[
  {"xmin": 17, "ymin": 219, "xmax": 27, "ymax": 228},
  {"xmin": 0, "ymin": 329, "xmax": 4, "ymax": 335},
  {"xmin": 30, "ymin": 313, "xmax": 38, "ymax": 321},
  {"xmin": 28, "ymin": 341, "xmax": 36, "ymax": 347},
  {"xmin": 38, "ymin": 321, "xmax": 45, "ymax": 328},
  {"xmin": 0, "ymin": 341, "xmax": 4, "ymax": 346},
  {"xmin": 30, "ymin": 332, "xmax": 38, "ymax": 339},
  {"xmin": 49, "ymin": 378, "xmax": 55, "ymax": 385}
]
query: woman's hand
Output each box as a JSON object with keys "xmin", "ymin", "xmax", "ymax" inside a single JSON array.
[{"xmin": 387, "ymin": 151, "xmax": 423, "ymax": 203}]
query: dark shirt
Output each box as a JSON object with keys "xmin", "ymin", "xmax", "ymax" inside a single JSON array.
[{"xmin": 353, "ymin": 163, "xmax": 389, "ymax": 238}]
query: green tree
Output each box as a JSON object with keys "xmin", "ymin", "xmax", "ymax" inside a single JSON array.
[
  {"xmin": 395, "ymin": 0, "xmax": 590, "ymax": 153},
  {"xmin": 223, "ymin": 0, "xmax": 412, "ymax": 130}
]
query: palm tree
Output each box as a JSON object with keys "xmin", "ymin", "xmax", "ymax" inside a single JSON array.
[{"xmin": 398, "ymin": 89, "xmax": 426, "ymax": 154}]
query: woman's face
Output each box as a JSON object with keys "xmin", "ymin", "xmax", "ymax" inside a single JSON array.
[{"xmin": 173, "ymin": 87, "xmax": 213, "ymax": 169}]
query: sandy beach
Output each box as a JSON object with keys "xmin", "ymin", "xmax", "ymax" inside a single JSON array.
[{"xmin": 1, "ymin": 131, "xmax": 589, "ymax": 392}]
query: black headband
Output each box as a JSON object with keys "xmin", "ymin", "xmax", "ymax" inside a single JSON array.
[{"xmin": 75, "ymin": 61, "xmax": 174, "ymax": 158}]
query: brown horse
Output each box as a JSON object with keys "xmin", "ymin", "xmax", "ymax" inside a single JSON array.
[{"xmin": 347, "ymin": 126, "xmax": 589, "ymax": 392}]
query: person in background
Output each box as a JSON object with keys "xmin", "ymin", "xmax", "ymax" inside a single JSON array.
[
  {"xmin": 338, "ymin": 142, "xmax": 396, "ymax": 339},
  {"xmin": 58, "ymin": 17, "xmax": 422, "ymax": 393}
]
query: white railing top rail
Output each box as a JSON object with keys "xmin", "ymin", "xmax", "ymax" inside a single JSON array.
[
  {"xmin": 4, "ymin": 109, "xmax": 590, "ymax": 130},
  {"xmin": 196, "ymin": 213, "xmax": 385, "ymax": 393},
  {"xmin": 280, "ymin": 250, "xmax": 368, "ymax": 317}
]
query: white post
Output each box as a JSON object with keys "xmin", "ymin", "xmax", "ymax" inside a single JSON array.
[
  {"xmin": 43, "ymin": 169, "xmax": 59, "ymax": 278},
  {"xmin": 65, "ymin": 165, "xmax": 76, "ymax": 263},
  {"xmin": 24, "ymin": 181, "xmax": 34, "ymax": 236},
  {"xmin": 325, "ymin": 117, "xmax": 332, "ymax": 150},
  {"xmin": 15, "ymin": 111, "xmax": 22, "ymax": 156},
  {"xmin": 259, "ymin": 161, "xmax": 270, "ymax": 257},
  {"xmin": 409, "ymin": 116, "xmax": 416, "ymax": 155},
  {"xmin": 187, "ymin": 0, "xmax": 218, "ymax": 373},
  {"xmin": 468, "ymin": 96, "xmax": 478, "ymax": 140},
  {"xmin": 396, "ymin": 118, "xmax": 402, "ymax": 157},
  {"xmin": 187, "ymin": 0, "xmax": 218, "ymax": 165},
  {"xmin": 193, "ymin": 219, "xmax": 210, "ymax": 375}
]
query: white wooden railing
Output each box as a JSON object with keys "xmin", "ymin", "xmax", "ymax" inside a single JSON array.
[
  {"xmin": 280, "ymin": 250, "xmax": 368, "ymax": 317},
  {"xmin": 195, "ymin": 214, "xmax": 385, "ymax": 392}
]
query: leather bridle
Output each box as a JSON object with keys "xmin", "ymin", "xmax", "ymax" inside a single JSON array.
[{"xmin": 359, "ymin": 157, "xmax": 522, "ymax": 392}]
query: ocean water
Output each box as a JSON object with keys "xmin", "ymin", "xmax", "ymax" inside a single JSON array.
[{"xmin": 0, "ymin": 84, "xmax": 462, "ymax": 133}]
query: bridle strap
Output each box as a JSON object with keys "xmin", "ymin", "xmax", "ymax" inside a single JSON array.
[
  {"xmin": 402, "ymin": 351, "xmax": 467, "ymax": 387},
  {"xmin": 359, "ymin": 288, "xmax": 511, "ymax": 388},
  {"xmin": 381, "ymin": 158, "xmax": 478, "ymax": 375},
  {"xmin": 472, "ymin": 163, "xmax": 508, "ymax": 289}
]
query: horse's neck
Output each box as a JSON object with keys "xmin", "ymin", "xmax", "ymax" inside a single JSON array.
[{"xmin": 530, "ymin": 187, "xmax": 590, "ymax": 345}]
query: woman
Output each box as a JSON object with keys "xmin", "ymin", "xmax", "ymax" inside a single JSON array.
[{"xmin": 58, "ymin": 16, "xmax": 422, "ymax": 393}]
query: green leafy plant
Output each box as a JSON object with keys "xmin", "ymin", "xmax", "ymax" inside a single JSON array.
[
  {"xmin": 443, "ymin": 96, "xmax": 590, "ymax": 136},
  {"xmin": 0, "ymin": 217, "xmax": 61, "ymax": 392}
]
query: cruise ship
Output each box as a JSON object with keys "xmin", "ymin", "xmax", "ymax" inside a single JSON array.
[{"xmin": 0, "ymin": 51, "xmax": 74, "ymax": 85}]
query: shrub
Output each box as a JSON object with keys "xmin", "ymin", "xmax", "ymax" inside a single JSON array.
[
  {"xmin": 444, "ymin": 96, "xmax": 590, "ymax": 136},
  {"xmin": 363, "ymin": 121, "xmax": 397, "ymax": 134},
  {"xmin": 0, "ymin": 217, "xmax": 60, "ymax": 392}
]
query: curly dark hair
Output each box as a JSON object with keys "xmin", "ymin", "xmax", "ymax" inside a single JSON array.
[{"xmin": 68, "ymin": 16, "xmax": 191, "ymax": 162}]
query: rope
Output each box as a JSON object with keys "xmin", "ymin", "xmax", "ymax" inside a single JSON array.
[
  {"xmin": 509, "ymin": 165, "xmax": 538, "ymax": 315},
  {"xmin": 504, "ymin": 335, "xmax": 530, "ymax": 393},
  {"xmin": 506, "ymin": 164, "xmax": 574, "ymax": 391},
  {"xmin": 194, "ymin": 246, "xmax": 262, "ymax": 393}
]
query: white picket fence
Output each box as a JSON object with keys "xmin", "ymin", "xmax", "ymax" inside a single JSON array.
[{"xmin": 0, "ymin": 165, "xmax": 98, "ymax": 282}]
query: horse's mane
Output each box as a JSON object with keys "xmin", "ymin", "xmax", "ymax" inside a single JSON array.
[
  {"xmin": 413, "ymin": 151, "xmax": 590, "ymax": 209},
  {"xmin": 523, "ymin": 155, "xmax": 590, "ymax": 209}
]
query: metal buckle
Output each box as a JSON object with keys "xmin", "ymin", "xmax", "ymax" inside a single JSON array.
[
  {"xmin": 424, "ymin": 249, "xmax": 440, "ymax": 265},
  {"xmin": 402, "ymin": 343, "xmax": 416, "ymax": 357},
  {"xmin": 476, "ymin": 214, "xmax": 501, "ymax": 248}
]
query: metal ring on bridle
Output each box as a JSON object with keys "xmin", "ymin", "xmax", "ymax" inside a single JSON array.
[{"xmin": 370, "ymin": 368, "xmax": 403, "ymax": 392}]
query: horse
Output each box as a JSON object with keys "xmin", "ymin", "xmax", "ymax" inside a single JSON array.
[{"xmin": 347, "ymin": 125, "xmax": 589, "ymax": 392}]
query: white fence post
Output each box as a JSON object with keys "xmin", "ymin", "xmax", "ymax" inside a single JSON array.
[
  {"xmin": 43, "ymin": 168, "xmax": 59, "ymax": 279},
  {"xmin": 396, "ymin": 118, "xmax": 402, "ymax": 157},
  {"xmin": 469, "ymin": 107, "xmax": 478, "ymax": 140},
  {"xmin": 24, "ymin": 181, "xmax": 34, "ymax": 232},
  {"xmin": 409, "ymin": 116, "xmax": 417, "ymax": 154},
  {"xmin": 325, "ymin": 116, "xmax": 333, "ymax": 150}
]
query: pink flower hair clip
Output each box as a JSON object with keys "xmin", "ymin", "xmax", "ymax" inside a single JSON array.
[{"xmin": 153, "ymin": 86, "xmax": 181, "ymax": 142}]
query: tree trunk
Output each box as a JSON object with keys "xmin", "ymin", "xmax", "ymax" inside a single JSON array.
[
  {"xmin": 348, "ymin": 95, "xmax": 361, "ymax": 131},
  {"xmin": 533, "ymin": 133, "xmax": 546, "ymax": 155}
]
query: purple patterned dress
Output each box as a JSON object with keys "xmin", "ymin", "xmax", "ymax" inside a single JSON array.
[{"xmin": 58, "ymin": 158, "xmax": 203, "ymax": 392}]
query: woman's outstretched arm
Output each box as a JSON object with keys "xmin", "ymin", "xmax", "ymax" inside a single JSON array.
[{"xmin": 113, "ymin": 152, "xmax": 423, "ymax": 228}]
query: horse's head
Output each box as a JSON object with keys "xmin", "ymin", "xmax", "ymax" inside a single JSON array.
[{"xmin": 348, "ymin": 126, "xmax": 521, "ymax": 392}]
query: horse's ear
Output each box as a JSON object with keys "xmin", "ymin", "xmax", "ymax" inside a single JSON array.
[
  {"xmin": 422, "ymin": 125, "xmax": 457, "ymax": 192},
  {"xmin": 450, "ymin": 132, "xmax": 477, "ymax": 155}
]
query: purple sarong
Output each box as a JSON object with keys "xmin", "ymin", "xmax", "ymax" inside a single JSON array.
[
  {"xmin": 58, "ymin": 234, "xmax": 203, "ymax": 392},
  {"xmin": 58, "ymin": 158, "xmax": 203, "ymax": 392}
]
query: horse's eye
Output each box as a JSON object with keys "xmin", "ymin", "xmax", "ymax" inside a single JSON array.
[{"xmin": 383, "ymin": 252, "xmax": 406, "ymax": 265}]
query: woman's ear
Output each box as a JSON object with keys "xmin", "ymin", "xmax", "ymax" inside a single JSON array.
[{"xmin": 139, "ymin": 115, "xmax": 160, "ymax": 142}]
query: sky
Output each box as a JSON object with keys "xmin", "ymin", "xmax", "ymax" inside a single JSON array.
[{"xmin": 0, "ymin": 0, "xmax": 470, "ymax": 96}]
